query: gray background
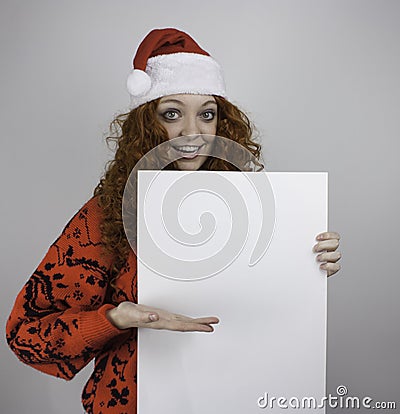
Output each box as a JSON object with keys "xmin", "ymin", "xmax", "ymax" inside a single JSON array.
[{"xmin": 0, "ymin": 0, "xmax": 398, "ymax": 412}]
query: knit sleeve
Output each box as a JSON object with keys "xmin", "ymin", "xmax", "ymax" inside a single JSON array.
[{"xmin": 5, "ymin": 196, "xmax": 126, "ymax": 381}]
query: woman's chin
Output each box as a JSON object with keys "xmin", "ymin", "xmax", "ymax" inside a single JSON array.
[{"xmin": 176, "ymin": 155, "xmax": 208, "ymax": 171}]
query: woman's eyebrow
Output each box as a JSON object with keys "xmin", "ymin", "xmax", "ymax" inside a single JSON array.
[{"xmin": 201, "ymin": 100, "xmax": 218, "ymax": 107}]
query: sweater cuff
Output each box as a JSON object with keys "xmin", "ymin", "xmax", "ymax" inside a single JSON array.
[{"xmin": 79, "ymin": 304, "xmax": 126, "ymax": 349}]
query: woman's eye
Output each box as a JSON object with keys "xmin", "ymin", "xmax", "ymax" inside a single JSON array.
[
  {"xmin": 201, "ymin": 111, "xmax": 216, "ymax": 120},
  {"xmin": 163, "ymin": 110, "xmax": 179, "ymax": 120}
]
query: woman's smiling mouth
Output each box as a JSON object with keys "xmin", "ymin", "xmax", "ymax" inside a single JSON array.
[{"xmin": 171, "ymin": 144, "xmax": 205, "ymax": 159}]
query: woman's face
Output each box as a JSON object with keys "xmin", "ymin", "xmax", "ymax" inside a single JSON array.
[{"xmin": 157, "ymin": 94, "xmax": 218, "ymax": 171}]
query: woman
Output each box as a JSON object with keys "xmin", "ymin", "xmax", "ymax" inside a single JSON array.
[{"xmin": 6, "ymin": 28, "xmax": 341, "ymax": 413}]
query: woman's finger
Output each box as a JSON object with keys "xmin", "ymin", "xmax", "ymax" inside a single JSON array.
[
  {"xmin": 316, "ymin": 231, "xmax": 340, "ymax": 241},
  {"xmin": 313, "ymin": 238, "xmax": 340, "ymax": 253},
  {"xmin": 144, "ymin": 319, "xmax": 215, "ymax": 332},
  {"xmin": 169, "ymin": 314, "xmax": 219, "ymax": 325},
  {"xmin": 173, "ymin": 314, "xmax": 219, "ymax": 324},
  {"xmin": 316, "ymin": 251, "xmax": 342, "ymax": 263},
  {"xmin": 137, "ymin": 309, "xmax": 219, "ymax": 330},
  {"xmin": 172, "ymin": 320, "xmax": 215, "ymax": 332},
  {"xmin": 320, "ymin": 262, "xmax": 341, "ymax": 277},
  {"xmin": 191, "ymin": 317, "xmax": 220, "ymax": 324}
]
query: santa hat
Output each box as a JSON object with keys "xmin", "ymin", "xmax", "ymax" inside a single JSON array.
[{"xmin": 126, "ymin": 28, "xmax": 227, "ymax": 109}]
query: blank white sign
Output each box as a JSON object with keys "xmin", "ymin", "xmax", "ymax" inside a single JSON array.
[{"xmin": 137, "ymin": 171, "xmax": 327, "ymax": 413}]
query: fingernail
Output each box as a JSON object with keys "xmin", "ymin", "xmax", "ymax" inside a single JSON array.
[{"xmin": 149, "ymin": 314, "xmax": 158, "ymax": 321}]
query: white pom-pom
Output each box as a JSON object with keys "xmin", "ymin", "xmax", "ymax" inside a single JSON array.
[{"xmin": 127, "ymin": 69, "xmax": 151, "ymax": 96}]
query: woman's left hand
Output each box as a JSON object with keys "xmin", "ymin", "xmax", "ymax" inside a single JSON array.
[{"xmin": 313, "ymin": 232, "xmax": 342, "ymax": 277}]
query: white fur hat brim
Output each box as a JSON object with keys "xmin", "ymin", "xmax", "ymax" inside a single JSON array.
[{"xmin": 127, "ymin": 52, "xmax": 227, "ymax": 109}]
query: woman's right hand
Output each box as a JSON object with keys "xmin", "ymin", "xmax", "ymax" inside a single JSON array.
[{"xmin": 106, "ymin": 301, "xmax": 219, "ymax": 333}]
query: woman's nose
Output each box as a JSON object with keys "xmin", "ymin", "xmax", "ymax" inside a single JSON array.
[{"xmin": 181, "ymin": 117, "xmax": 201, "ymax": 136}]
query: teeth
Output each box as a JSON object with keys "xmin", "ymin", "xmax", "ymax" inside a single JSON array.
[{"xmin": 174, "ymin": 145, "xmax": 201, "ymax": 153}]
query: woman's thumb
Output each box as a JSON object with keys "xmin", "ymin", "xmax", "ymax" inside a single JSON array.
[{"xmin": 148, "ymin": 313, "xmax": 159, "ymax": 322}]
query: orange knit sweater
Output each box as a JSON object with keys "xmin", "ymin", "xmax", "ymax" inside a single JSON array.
[{"xmin": 6, "ymin": 196, "xmax": 138, "ymax": 413}]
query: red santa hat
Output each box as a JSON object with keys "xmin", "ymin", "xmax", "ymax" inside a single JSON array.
[{"xmin": 126, "ymin": 28, "xmax": 227, "ymax": 109}]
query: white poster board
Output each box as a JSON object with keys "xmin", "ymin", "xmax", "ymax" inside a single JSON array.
[{"xmin": 137, "ymin": 171, "xmax": 327, "ymax": 413}]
